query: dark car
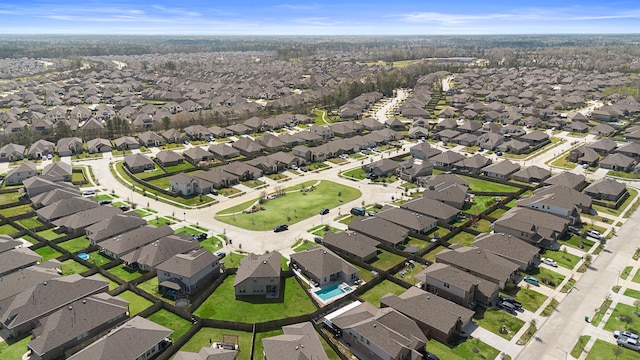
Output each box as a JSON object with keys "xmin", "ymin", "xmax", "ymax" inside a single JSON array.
[
  {"xmin": 192, "ymin": 233, "xmax": 207, "ymax": 241},
  {"xmin": 214, "ymin": 251, "xmax": 226, "ymax": 259},
  {"xmin": 320, "ymin": 208, "xmax": 329, "ymax": 215},
  {"xmin": 274, "ymin": 224, "xmax": 288, "ymax": 232},
  {"xmin": 314, "ymin": 236, "xmax": 323, "ymax": 243},
  {"xmin": 99, "ymin": 200, "xmax": 112, "ymax": 205},
  {"xmin": 498, "ymin": 296, "xmax": 522, "ymax": 308},
  {"xmin": 426, "ymin": 353, "xmax": 440, "ymax": 360}
]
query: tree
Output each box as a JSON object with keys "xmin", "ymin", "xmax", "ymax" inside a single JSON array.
[
  {"xmin": 613, "ymin": 346, "xmax": 622, "ymax": 359},
  {"xmin": 162, "ymin": 116, "xmax": 171, "ymax": 130},
  {"xmin": 528, "ymin": 319, "xmax": 537, "ymax": 334}
]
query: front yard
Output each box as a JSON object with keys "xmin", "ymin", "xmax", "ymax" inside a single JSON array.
[{"xmin": 473, "ymin": 307, "xmax": 525, "ymax": 340}]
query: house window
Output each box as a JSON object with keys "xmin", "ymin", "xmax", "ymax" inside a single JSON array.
[{"xmin": 443, "ymin": 282, "xmax": 450, "ymax": 288}]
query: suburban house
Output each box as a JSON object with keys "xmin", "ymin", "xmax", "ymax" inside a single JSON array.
[
  {"xmin": 86, "ymin": 213, "xmax": 146, "ymax": 245},
  {"xmin": 208, "ymin": 143, "xmax": 240, "ymax": 160},
  {"xmin": 428, "ymin": 151, "xmax": 465, "ymax": 169},
  {"xmin": 156, "ymin": 248, "xmax": 221, "ymax": 298},
  {"xmin": 99, "ymin": 225, "xmax": 173, "ymax": 260},
  {"xmin": 519, "ymin": 130, "xmax": 550, "ymax": 145},
  {"xmin": 41, "ymin": 162, "xmax": 72, "ymax": 182},
  {"xmin": 155, "ymin": 150, "xmax": 184, "ymax": 167},
  {"xmin": 87, "ymin": 138, "xmax": 112, "ymax": 153},
  {"xmin": 396, "ymin": 158, "xmax": 433, "ymax": 182},
  {"xmin": 234, "ymin": 251, "xmax": 282, "ymax": 298},
  {"xmin": 380, "ymin": 287, "xmax": 474, "ymax": 344},
  {"xmin": 28, "ymin": 293, "xmax": 129, "ymax": 360},
  {"xmin": 31, "ymin": 188, "xmax": 81, "ymax": 209},
  {"xmin": 67, "ymin": 316, "xmax": 172, "ymax": 360},
  {"xmin": 0, "ymin": 262, "xmax": 63, "ymax": 305},
  {"xmin": 0, "ymin": 247, "xmax": 42, "ymax": 276},
  {"xmin": 113, "ymin": 136, "xmax": 139, "ymax": 150},
  {"xmin": 517, "ymin": 184, "xmax": 592, "ymax": 219},
  {"xmin": 174, "ymin": 347, "xmax": 237, "ymax": 360},
  {"xmin": 511, "ymin": 166, "xmax": 551, "ymax": 183},
  {"xmin": 584, "ymin": 178, "xmax": 628, "ymax": 202},
  {"xmin": 544, "ymin": 172, "xmax": 587, "ymax": 191},
  {"xmin": 616, "ymin": 142, "xmax": 640, "ymax": 159},
  {"xmin": 587, "ymin": 138, "xmax": 618, "ymax": 155},
  {"xmin": 375, "ymin": 207, "xmax": 438, "ymax": 236},
  {"xmin": 348, "ymin": 216, "xmax": 409, "ymax": 248},
  {"xmin": 322, "ymin": 231, "xmax": 380, "ymax": 263},
  {"xmin": 184, "ymin": 125, "xmax": 212, "ymax": 140},
  {"xmin": 422, "ymin": 183, "xmax": 470, "ymax": 209},
  {"xmin": 436, "ymin": 246, "xmax": 520, "ymax": 289},
  {"xmin": 221, "ymin": 161, "xmax": 263, "ymax": 181},
  {"xmin": 415, "ymin": 263, "xmax": 499, "ymax": 308},
  {"xmin": 329, "ymin": 302, "xmax": 427, "ymax": 360},
  {"xmin": 262, "ymin": 322, "xmax": 328, "ymax": 360},
  {"xmin": 56, "ymin": 137, "xmax": 84, "ymax": 157},
  {"xmin": 183, "ymin": 146, "xmax": 215, "ymax": 165},
  {"xmin": 363, "ymin": 158, "xmax": 398, "ymax": 178},
  {"xmin": 232, "ymin": 137, "xmax": 265, "ymax": 158},
  {"xmin": 0, "ymin": 235, "xmax": 22, "ymax": 253},
  {"xmin": 5, "ymin": 161, "xmax": 37, "ymax": 185},
  {"xmin": 472, "ymin": 232, "xmax": 540, "ymax": 271},
  {"xmin": 121, "ymin": 234, "xmax": 199, "ymax": 272},
  {"xmin": 23, "ymin": 177, "xmax": 78, "ymax": 198},
  {"xmin": 599, "ymin": 153, "xmax": 636, "ymax": 172},
  {"xmin": 0, "ymin": 274, "xmax": 109, "ymax": 337},
  {"xmin": 410, "ymin": 142, "xmax": 442, "ymax": 160},
  {"xmin": 36, "ymin": 196, "xmax": 100, "ymax": 223},
  {"xmin": 568, "ymin": 146, "xmax": 600, "ymax": 167},
  {"xmin": 124, "ymin": 153, "xmax": 155, "ymax": 173},
  {"xmin": 455, "ymin": 154, "xmax": 491, "ymax": 174},
  {"xmin": 0, "ymin": 143, "xmax": 25, "ymax": 161},
  {"xmin": 53, "ymin": 206, "xmax": 122, "ymax": 233},
  {"xmin": 161, "ymin": 128, "xmax": 187, "ymax": 144},
  {"xmin": 477, "ymin": 132, "xmax": 504, "ymax": 150},
  {"xmin": 400, "ymin": 197, "xmax": 460, "ymax": 225},
  {"xmin": 193, "ymin": 169, "xmax": 239, "ymax": 189},
  {"xmin": 28, "ymin": 139, "xmax": 55, "ymax": 159},
  {"xmin": 492, "ymin": 207, "xmax": 570, "ymax": 248},
  {"xmin": 290, "ymin": 246, "xmax": 360, "ymax": 287},
  {"xmin": 482, "ymin": 160, "xmax": 520, "ymax": 180},
  {"xmin": 169, "ymin": 172, "xmax": 212, "ymax": 196}
]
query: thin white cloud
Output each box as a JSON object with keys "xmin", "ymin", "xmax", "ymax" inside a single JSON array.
[
  {"xmin": 274, "ymin": 3, "xmax": 320, "ymax": 11},
  {"xmin": 151, "ymin": 5, "xmax": 201, "ymax": 17}
]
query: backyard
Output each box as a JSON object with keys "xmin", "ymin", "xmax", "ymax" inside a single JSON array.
[
  {"xmin": 215, "ymin": 180, "xmax": 361, "ymax": 230},
  {"xmin": 58, "ymin": 236, "xmax": 90, "ymax": 253},
  {"xmin": 178, "ymin": 327, "xmax": 254, "ymax": 360},
  {"xmin": 459, "ymin": 175, "xmax": 520, "ymax": 193},
  {"xmin": 427, "ymin": 337, "xmax": 500, "ymax": 360},
  {"xmin": 147, "ymin": 309, "xmax": 192, "ymax": 340},
  {"xmin": 359, "ymin": 280, "xmax": 407, "ymax": 307},
  {"xmin": 117, "ymin": 290, "xmax": 153, "ymax": 316}
]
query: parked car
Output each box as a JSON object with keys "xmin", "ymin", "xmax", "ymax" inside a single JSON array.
[
  {"xmin": 274, "ymin": 224, "xmax": 288, "ymax": 232},
  {"xmin": 192, "ymin": 233, "xmax": 207, "ymax": 241},
  {"xmin": 586, "ymin": 230, "xmax": 603, "ymax": 239},
  {"xmin": 497, "ymin": 301, "xmax": 517, "ymax": 314},
  {"xmin": 523, "ymin": 276, "xmax": 539, "ymax": 286},
  {"xmin": 540, "ymin": 257, "xmax": 558, "ymax": 267},
  {"xmin": 299, "ymin": 167, "xmax": 307, "ymax": 172},
  {"xmin": 98, "ymin": 200, "xmax": 112, "ymax": 205},
  {"xmin": 314, "ymin": 236, "xmax": 323, "ymax": 243},
  {"xmin": 614, "ymin": 331, "xmax": 639, "ymax": 340},
  {"xmin": 568, "ymin": 226, "xmax": 580, "ymax": 235},
  {"xmin": 183, "ymin": 140, "xmax": 190, "ymax": 145},
  {"xmin": 320, "ymin": 208, "xmax": 329, "ymax": 215},
  {"xmin": 214, "ymin": 251, "xmax": 226, "ymax": 259},
  {"xmin": 498, "ymin": 296, "xmax": 522, "ymax": 309},
  {"xmin": 496, "ymin": 151, "xmax": 503, "ymax": 156},
  {"xmin": 617, "ymin": 336, "xmax": 640, "ymax": 351},
  {"xmin": 425, "ymin": 353, "xmax": 440, "ymax": 360},
  {"xmin": 82, "ymin": 189, "xmax": 96, "ymax": 196}
]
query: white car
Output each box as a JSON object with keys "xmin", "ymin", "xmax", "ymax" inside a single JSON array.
[
  {"xmin": 541, "ymin": 257, "xmax": 558, "ymax": 267},
  {"xmin": 586, "ymin": 230, "xmax": 603, "ymax": 239},
  {"xmin": 615, "ymin": 330, "xmax": 639, "ymax": 340}
]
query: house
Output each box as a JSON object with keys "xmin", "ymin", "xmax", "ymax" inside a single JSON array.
[
  {"xmin": 544, "ymin": 171, "xmax": 587, "ymax": 191},
  {"xmin": 226, "ymin": 123, "xmax": 252, "ymax": 136},
  {"xmin": 169, "ymin": 173, "xmax": 212, "ymax": 196},
  {"xmin": 232, "ymin": 137, "xmax": 265, "ymax": 158},
  {"xmin": 290, "ymin": 246, "xmax": 359, "ymax": 287},
  {"xmin": 161, "ymin": 128, "xmax": 186, "ymax": 144},
  {"xmin": 56, "ymin": 137, "xmax": 84, "ymax": 156},
  {"xmin": 511, "ymin": 166, "xmax": 551, "ymax": 183},
  {"xmin": 436, "ymin": 246, "xmax": 520, "ymax": 289},
  {"xmin": 422, "ymin": 183, "xmax": 469, "ymax": 209},
  {"xmin": 616, "ymin": 142, "xmax": 640, "ymax": 159},
  {"xmin": 256, "ymin": 133, "xmax": 287, "ymax": 152},
  {"xmin": 262, "ymin": 322, "xmax": 328, "ymax": 360},
  {"xmin": 415, "ymin": 263, "xmax": 499, "ymax": 308},
  {"xmin": 155, "ymin": 150, "xmax": 184, "ymax": 167},
  {"xmin": 362, "ymin": 158, "xmax": 398, "ymax": 178},
  {"xmin": 0, "ymin": 247, "xmax": 42, "ymax": 276},
  {"xmin": 434, "ymin": 129, "xmax": 461, "ymax": 143},
  {"xmin": 409, "ymin": 142, "xmax": 441, "ymax": 160},
  {"xmin": 477, "ymin": 132, "xmax": 504, "ymax": 150},
  {"xmin": 428, "ymin": 151, "xmax": 464, "ymax": 169},
  {"xmin": 208, "ymin": 143, "xmax": 240, "ymax": 160},
  {"xmin": 455, "ymin": 154, "xmax": 491, "ymax": 174},
  {"xmin": 28, "ymin": 139, "xmax": 55, "ymax": 159},
  {"xmin": 498, "ymin": 139, "xmax": 530, "ymax": 154},
  {"xmin": 121, "ymin": 234, "xmax": 199, "ymax": 272},
  {"xmin": 184, "ymin": 125, "xmax": 212, "ymax": 140},
  {"xmin": 493, "ymin": 207, "xmax": 570, "ymax": 248},
  {"xmin": 5, "ymin": 161, "xmax": 37, "ymax": 185},
  {"xmin": 375, "ymin": 207, "xmax": 438, "ymax": 236},
  {"xmin": 99, "ymin": 225, "xmax": 173, "ymax": 260},
  {"xmin": 30, "ymin": 187, "xmax": 82, "ymax": 209},
  {"xmin": 67, "ymin": 316, "xmax": 172, "ymax": 360},
  {"xmin": 482, "ymin": 160, "xmax": 520, "ymax": 180},
  {"xmin": 322, "ymin": 231, "xmax": 379, "ymax": 263},
  {"xmin": 396, "ymin": 158, "xmax": 433, "ymax": 182},
  {"xmin": 247, "ymin": 156, "xmax": 281, "ymax": 174},
  {"xmin": 174, "ymin": 347, "xmax": 237, "ymax": 360},
  {"xmin": 157, "ymin": 248, "xmax": 221, "ymax": 298},
  {"xmin": 0, "ymin": 143, "xmax": 26, "ymax": 161},
  {"xmin": 268, "ymin": 151, "xmax": 303, "ymax": 169},
  {"xmin": 28, "ymin": 293, "xmax": 129, "ymax": 360},
  {"xmin": 348, "ymin": 216, "xmax": 408, "ymax": 248},
  {"xmin": 564, "ymin": 121, "xmax": 589, "ymax": 133},
  {"xmin": 0, "ymin": 235, "xmax": 22, "ymax": 253},
  {"xmin": 36, "ymin": 196, "xmax": 100, "ymax": 223},
  {"xmin": 53, "ymin": 205, "xmax": 122, "ymax": 233},
  {"xmin": 600, "ymin": 153, "xmax": 636, "ymax": 172},
  {"xmin": 0, "ymin": 274, "xmax": 109, "ymax": 337},
  {"xmin": 587, "ymin": 138, "xmax": 618, "ymax": 155},
  {"xmin": 0, "ymin": 262, "xmax": 62, "ymax": 303},
  {"xmin": 309, "ymin": 125, "xmax": 334, "ymax": 139},
  {"xmin": 113, "ymin": 136, "xmax": 139, "ymax": 150},
  {"xmin": 87, "ymin": 138, "xmax": 112, "ymax": 153},
  {"xmin": 23, "ymin": 177, "xmax": 78, "ymax": 198},
  {"xmin": 329, "ymin": 302, "xmax": 427, "ymax": 360},
  {"xmin": 380, "ymin": 287, "xmax": 474, "ymax": 344},
  {"xmin": 234, "ymin": 251, "xmax": 282, "ymax": 298},
  {"xmin": 519, "ymin": 130, "xmax": 549, "ymax": 145},
  {"xmin": 222, "ymin": 161, "xmax": 263, "ymax": 180},
  {"xmin": 138, "ymin": 131, "xmax": 166, "ymax": 147},
  {"xmin": 124, "ymin": 153, "xmax": 155, "ymax": 173},
  {"xmin": 591, "ymin": 123, "xmax": 615, "ymax": 137},
  {"xmin": 472, "ymin": 232, "xmax": 540, "ymax": 271},
  {"xmin": 193, "ymin": 169, "xmax": 239, "ymax": 189},
  {"xmin": 401, "ymin": 197, "xmax": 459, "ymax": 225},
  {"xmin": 41, "ymin": 162, "xmax": 72, "ymax": 182},
  {"xmin": 183, "ymin": 146, "xmax": 215, "ymax": 165},
  {"xmin": 519, "ymin": 183, "xmax": 592, "ymax": 216},
  {"xmin": 295, "ymin": 131, "xmax": 324, "ymax": 146},
  {"xmin": 584, "ymin": 178, "xmax": 627, "ymax": 202},
  {"xmin": 86, "ymin": 213, "xmax": 146, "ymax": 245}
]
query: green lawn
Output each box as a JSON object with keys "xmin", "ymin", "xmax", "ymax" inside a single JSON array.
[
  {"xmin": 135, "ymin": 164, "xmax": 165, "ymax": 179},
  {"xmin": 253, "ymin": 329, "xmax": 285, "ymax": 359},
  {"xmin": 459, "ymin": 175, "xmax": 519, "ymax": 193},
  {"xmin": 164, "ymin": 162, "xmax": 196, "ymax": 173},
  {"xmin": 117, "ymin": 290, "xmax": 153, "ymax": 316},
  {"xmin": 194, "ymin": 276, "xmax": 317, "ymax": 322},
  {"xmin": 571, "ymin": 335, "xmax": 590, "ymax": 358},
  {"xmin": 473, "ymin": 307, "xmax": 525, "ymax": 340},
  {"xmin": 174, "ymin": 226, "xmax": 207, "ymax": 236},
  {"xmin": 341, "ymin": 167, "xmax": 367, "ymax": 180},
  {"xmin": 541, "ymin": 249, "xmax": 581, "ymax": 270},
  {"xmin": 560, "ymin": 235, "xmax": 595, "ymax": 252},
  {"xmin": 531, "ymin": 267, "xmax": 566, "ymax": 289},
  {"xmin": 0, "ymin": 203, "xmax": 33, "ymax": 217},
  {"xmin": 58, "ymin": 236, "xmax": 91, "ymax": 253},
  {"xmin": 369, "ymin": 250, "xmax": 406, "ymax": 271},
  {"xmin": 308, "ymin": 225, "xmax": 342, "ymax": 238},
  {"xmin": 240, "ymin": 179, "xmax": 266, "ymax": 188},
  {"xmin": 36, "ymin": 228, "xmax": 65, "ymax": 240},
  {"xmin": 94, "ymin": 273, "xmax": 120, "ymax": 291},
  {"xmin": 15, "ymin": 216, "xmax": 43, "ymax": 229},
  {"xmin": 621, "ymin": 266, "xmax": 634, "ymax": 280},
  {"xmin": 60, "ymin": 259, "xmax": 90, "ymax": 275},
  {"xmin": 541, "ymin": 298, "xmax": 560, "ymax": 317},
  {"xmin": 147, "ymin": 309, "xmax": 192, "ymax": 340},
  {"xmin": 34, "ymin": 245, "xmax": 62, "ymax": 261},
  {"xmin": 360, "ymin": 280, "xmax": 407, "ymax": 307},
  {"xmin": 266, "ymin": 173, "xmax": 290, "ymax": 181},
  {"xmin": 0, "ymin": 191, "xmax": 21, "ymax": 204},
  {"xmin": 448, "ymin": 231, "xmax": 477, "ymax": 246},
  {"xmin": 427, "ymin": 338, "xmax": 500, "ymax": 360},
  {"xmin": 199, "ymin": 236, "xmax": 223, "ymax": 253},
  {"xmin": 178, "ymin": 327, "xmax": 253, "ymax": 360},
  {"xmin": 405, "ymin": 237, "xmax": 432, "ymax": 251},
  {"xmin": 632, "ymin": 268, "xmax": 640, "ymax": 284},
  {"xmin": 470, "ymin": 219, "xmax": 493, "ymax": 233},
  {"xmin": 147, "ymin": 216, "xmax": 174, "ymax": 227},
  {"xmin": 0, "ymin": 335, "xmax": 30, "ymax": 360},
  {"xmin": 488, "ymin": 208, "xmax": 507, "ymax": 218},
  {"xmin": 221, "ymin": 252, "xmax": 246, "ymax": 267},
  {"xmin": 504, "ymin": 199, "xmax": 517, "ymax": 208},
  {"xmin": 603, "ymin": 302, "xmax": 640, "ymax": 333},
  {"xmin": 395, "ymin": 263, "xmax": 427, "ymax": 285},
  {"xmin": 623, "ymin": 288, "xmax": 640, "ymax": 300},
  {"xmin": 292, "ymin": 239, "xmax": 318, "ymax": 253},
  {"xmin": 134, "ymin": 208, "xmax": 155, "ymax": 217},
  {"xmin": 586, "ymin": 339, "xmax": 640, "ymax": 360},
  {"xmin": 463, "ymin": 196, "xmax": 501, "ymax": 215},
  {"xmin": 549, "ymin": 154, "xmax": 577, "ymax": 169},
  {"xmin": 594, "ymin": 188, "xmax": 638, "ymax": 217},
  {"xmin": 137, "ymin": 277, "xmax": 171, "ymax": 303},
  {"xmin": 108, "ymin": 264, "xmax": 144, "ymax": 282},
  {"xmin": 87, "ymin": 250, "xmax": 113, "ymax": 266},
  {"xmin": 508, "ymin": 287, "xmax": 548, "ymax": 312},
  {"xmin": 216, "ymin": 180, "xmax": 361, "ymax": 230},
  {"xmin": 422, "ymin": 245, "xmax": 448, "ymax": 262},
  {"xmin": 0, "ymin": 223, "xmax": 20, "ymax": 236}
]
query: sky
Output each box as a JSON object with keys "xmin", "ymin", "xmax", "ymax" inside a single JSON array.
[{"xmin": 0, "ymin": 0, "xmax": 639, "ymax": 35}]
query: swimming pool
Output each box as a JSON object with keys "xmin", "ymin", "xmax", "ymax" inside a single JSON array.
[
  {"xmin": 77, "ymin": 252, "xmax": 89, "ymax": 260},
  {"xmin": 315, "ymin": 283, "xmax": 352, "ymax": 301}
]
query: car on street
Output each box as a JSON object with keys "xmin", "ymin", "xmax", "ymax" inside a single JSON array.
[
  {"xmin": 274, "ymin": 224, "xmax": 288, "ymax": 232},
  {"xmin": 192, "ymin": 233, "xmax": 207, "ymax": 241},
  {"xmin": 214, "ymin": 251, "xmax": 226, "ymax": 259},
  {"xmin": 541, "ymin": 257, "xmax": 558, "ymax": 267},
  {"xmin": 523, "ymin": 276, "xmax": 539, "ymax": 286},
  {"xmin": 586, "ymin": 230, "xmax": 603, "ymax": 239},
  {"xmin": 320, "ymin": 208, "xmax": 329, "ymax": 215},
  {"xmin": 614, "ymin": 331, "xmax": 639, "ymax": 340}
]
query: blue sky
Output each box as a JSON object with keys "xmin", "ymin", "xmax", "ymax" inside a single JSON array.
[{"xmin": 0, "ymin": 1, "xmax": 639, "ymax": 35}]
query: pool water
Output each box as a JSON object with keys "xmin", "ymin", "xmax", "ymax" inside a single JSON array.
[
  {"xmin": 77, "ymin": 252, "xmax": 89, "ymax": 260},
  {"xmin": 315, "ymin": 284, "xmax": 351, "ymax": 301}
]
